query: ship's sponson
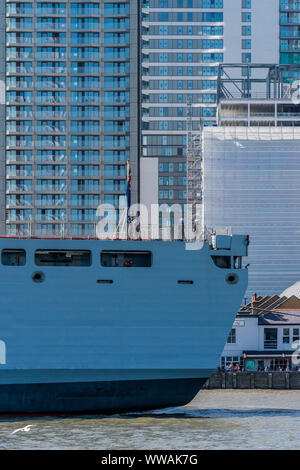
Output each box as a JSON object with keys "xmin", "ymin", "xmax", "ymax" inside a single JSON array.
[
  {"xmin": 0, "ymin": 236, "xmax": 248, "ymax": 413},
  {"xmin": 186, "ymin": 234, "xmax": 249, "ymax": 255}
]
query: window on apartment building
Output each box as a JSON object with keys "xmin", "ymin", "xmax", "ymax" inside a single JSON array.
[
  {"xmin": 242, "ymin": 52, "xmax": 251, "ymax": 63},
  {"xmin": 242, "ymin": 0, "xmax": 251, "ymax": 8},
  {"xmin": 159, "ymin": 121, "xmax": 169, "ymax": 130},
  {"xmin": 242, "ymin": 25, "xmax": 251, "ymax": 36},
  {"xmin": 159, "ymin": 163, "xmax": 170, "ymax": 172},
  {"xmin": 159, "ymin": 107, "xmax": 169, "ymax": 117},
  {"xmin": 158, "ymin": 12, "xmax": 168, "ymax": 21},
  {"xmin": 242, "ymin": 39, "xmax": 251, "ymax": 49},
  {"xmin": 159, "ymin": 25, "xmax": 168, "ymax": 35},
  {"xmin": 159, "ymin": 66, "xmax": 168, "ymax": 76},
  {"xmin": 159, "ymin": 53, "xmax": 168, "ymax": 62},
  {"xmin": 283, "ymin": 328, "xmax": 290, "ymax": 344},
  {"xmin": 227, "ymin": 328, "xmax": 236, "ymax": 344},
  {"xmin": 241, "ymin": 12, "xmax": 251, "ymax": 22},
  {"xmin": 159, "ymin": 39, "xmax": 169, "ymax": 49},
  {"xmin": 159, "ymin": 176, "xmax": 174, "ymax": 186},
  {"xmin": 159, "ymin": 94, "xmax": 168, "ymax": 103},
  {"xmin": 202, "ymin": 0, "xmax": 223, "ymax": 7},
  {"xmin": 159, "ymin": 190, "xmax": 174, "ymax": 200}
]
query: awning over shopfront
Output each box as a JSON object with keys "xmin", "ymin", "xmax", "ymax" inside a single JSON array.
[{"xmin": 244, "ymin": 350, "xmax": 294, "ymax": 358}]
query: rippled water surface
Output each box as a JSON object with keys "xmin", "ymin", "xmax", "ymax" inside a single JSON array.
[{"xmin": 1, "ymin": 389, "xmax": 300, "ymax": 449}]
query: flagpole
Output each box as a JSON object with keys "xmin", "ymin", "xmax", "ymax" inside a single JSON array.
[{"xmin": 125, "ymin": 159, "xmax": 131, "ymax": 239}]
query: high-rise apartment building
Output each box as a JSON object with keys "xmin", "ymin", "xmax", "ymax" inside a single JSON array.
[
  {"xmin": 141, "ymin": 0, "xmax": 224, "ymax": 209},
  {"xmin": 5, "ymin": 0, "xmax": 139, "ymax": 236},
  {"xmin": 140, "ymin": 0, "xmax": 280, "ymax": 210},
  {"xmin": 280, "ymin": 0, "xmax": 300, "ymax": 81}
]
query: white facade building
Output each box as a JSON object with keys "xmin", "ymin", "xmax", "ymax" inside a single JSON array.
[
  {"xmin": 223, "ymin": 0, "xmax": 279, "ymax": 97},
  {"xmin": 221, "ymin": 294, "xmax": 300, "ymax": 370}
]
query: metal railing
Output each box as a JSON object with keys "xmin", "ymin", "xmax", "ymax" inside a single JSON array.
[{"xmin": 2, "ymin": 224, "xmax": 233, "ymax": 243}]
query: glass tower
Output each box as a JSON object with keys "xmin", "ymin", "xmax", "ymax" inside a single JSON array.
[
  {"xmin": 5, "ymin": 0, "xmax": 139, "ymax": 237},
  {"xmin": 141, "ymin": 0, "xmax": 224, "ymax": 208},
  {"xmin": 280, "ymin": 0, "xmax": 300, "ymax": 82}
]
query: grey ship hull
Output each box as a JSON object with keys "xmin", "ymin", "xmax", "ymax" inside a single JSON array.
[
  {"xmin": 0, "ymin": 377, "xmax": 206, "ymax": 414},
  {"xmin": 0, "ymin": 236, "xmax": 248, "ymax": 414}
]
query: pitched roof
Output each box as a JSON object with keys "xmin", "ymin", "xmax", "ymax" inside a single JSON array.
[
  {"xmin": 258, "ymin": 310, "xmax": 300, "ymax": 325},
  {"xmin": 239, "ymin": 295, "xmax": 288, "ymax": 316},
  {"xmin": 238, "ymin": 294, "xmax": 300, "ymax": 325},
  {"xmin": 278, "ymin": 296, "xmax": 300, "ymax": 309}
]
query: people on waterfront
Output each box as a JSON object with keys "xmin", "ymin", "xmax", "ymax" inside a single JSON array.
[
  {"xmin": 225, "ymin": 363, "xmax": 235, "ymax": 372},
  {"xmin": 223, "ymin": 363, "xmax": 243, "ymax": 373},
  {"xmin": 221, "ymin": 362, "xmax": 299, "ymax": 373}
]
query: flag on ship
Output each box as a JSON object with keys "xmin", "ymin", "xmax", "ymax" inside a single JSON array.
[{"xmin": 126, "ymin": 160, "xmax": 131, "ymax": 223}]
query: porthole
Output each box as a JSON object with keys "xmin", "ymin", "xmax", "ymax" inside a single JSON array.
[
  {"xmin": 32, "ymin": 271, "xmax": 45, "ymax": 283},
  {"xmin": 226, "ymin": 273, "xmax": 239, "ymax": 285}
]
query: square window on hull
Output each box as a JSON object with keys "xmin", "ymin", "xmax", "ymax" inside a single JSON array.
[
  {"xmin": 2, "ymin": 249, "xmax": 26, "ymax": 266},
  {"xmin": 211, "ymin": 255, "xmax": 231, "ymax": 269},
  {"xmin": 35, "ymin": 250, "xmax": 91, "ymax": 266},
  {"xmin": 101, "ymin": 251, "xmax": 152, "ymax": 268}
]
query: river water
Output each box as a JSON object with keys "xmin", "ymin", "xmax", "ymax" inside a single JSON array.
[{"xmin": 1, "ymin": 389, "xmax": 300, "ymax": 450}]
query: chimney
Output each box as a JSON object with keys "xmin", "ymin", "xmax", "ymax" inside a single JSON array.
[{"xmin": 251, "ymin": 293, "xmax": 257, "ymax": 315}]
